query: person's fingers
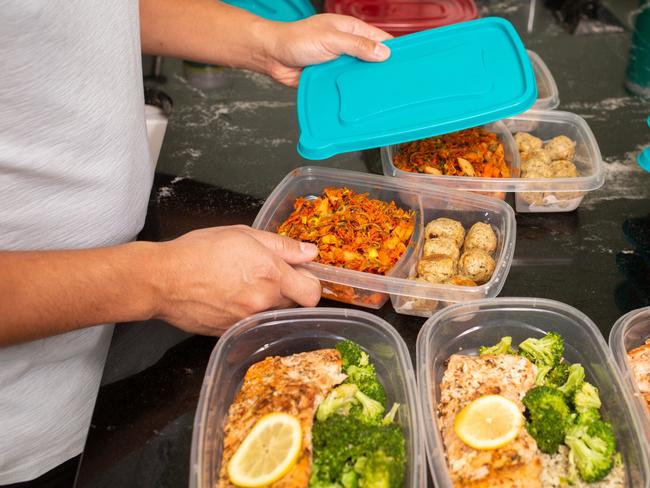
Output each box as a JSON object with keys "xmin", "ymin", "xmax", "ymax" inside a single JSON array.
[
  {"xmin": 330, "ymin": 15, "xmax": 393, "ymax": 43},
  {"xmin": 241, "ymin": 228, "xmax": 319, "ymax": 264},
  {"xmin": 277, "ymin": 261, "xmax": 322, "ymax": 307},
  {"xmin": 323, "ymin": 30, "xmax": 391, "ymax": 62}
]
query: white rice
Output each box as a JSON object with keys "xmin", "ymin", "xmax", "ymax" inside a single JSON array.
[{"xmin": 540, "ymin": 446, "xmax": 625, "ymax": 488}]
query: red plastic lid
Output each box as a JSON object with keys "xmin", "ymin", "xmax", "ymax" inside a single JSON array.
[{"xmin": 324, "ymin": 0, "xmax": 478, "ymax": 36}]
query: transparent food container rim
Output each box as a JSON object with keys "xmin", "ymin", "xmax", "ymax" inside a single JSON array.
[
  {"xmin": 382, "ymin": 110, "xmax": 605, "ymax": 192},
  {"xmin": 253, "ymin": 166, "xmax": 516, "ymax": 301},
  {"xmin": 527, "ymin": 50, "xmax": 560, "ymax": 110},
  {"xmin": 191, "ymin": 307, "xmax": 425, "ymax": 488},
  {"xmin": 609, "ymin": 307, "xmax": 650, "ymax": 435},
  {"xmin": 416, "ymin": 297, "xmax": 650, "ymax": 488}
]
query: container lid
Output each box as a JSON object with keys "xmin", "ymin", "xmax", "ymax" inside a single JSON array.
[
  {"xmin": 222, "ymin": 0, "xmax": 315, "ymax": 22},
  {"xmin": 324, "ymin": 0, "xmax": 478, "ymax": 36},
  {"xmin": 297, "ymin": 17, "xmax": 537, "ymax": 160}
]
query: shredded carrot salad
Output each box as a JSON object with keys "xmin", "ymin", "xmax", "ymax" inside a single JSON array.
[
  {"xmin": 393, "ymin": 128, "xmax": 510, "ymax": 178},
  {"xmin": 277, "ymin": 187, "xmax": 415, "ymax": 275}
]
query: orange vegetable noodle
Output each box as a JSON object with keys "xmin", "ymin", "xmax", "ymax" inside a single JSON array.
[
  {"xmin": 393, "ymin": 128, "xmax": 510, "ymax": 178},
  {"xmin": 277, "ymin": 187, "xmax": 415, "ymax": 275}
]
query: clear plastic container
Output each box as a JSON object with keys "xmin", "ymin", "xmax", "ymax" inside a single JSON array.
[
  {"xmin": 252, "ymin": 166, "xmax": 516, "ymax": 313},
  {"xmin": 416, "ymin": 297, "xmax": 650, "ymax": 488},
  {"xmin": 528, "ymin": 50, "xmax": 560, "ymax": 110},
  {"xmin": 189, "ymin": 307, "xmax": 425, "ymax": 488},
  {"xmin": 381, "ymin": 110, "xmax": 604, "ymax": 213},
  {"xmin": 609, "ymin": 307, "xmax": 650, "ymax": 443},
  {"xmin": 503, "ymin": 110, "xmax": 605, "ymax": 213}
]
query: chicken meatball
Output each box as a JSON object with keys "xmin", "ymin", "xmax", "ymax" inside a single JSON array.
[
  {"xmin": 521, "ymin": 157, "xmax": 553, "ymax": 178},
  {"xmin": 424, "ymin": 218, "xmax": 465, "ymax": 247},
  {"xmin": 521, "ymin": 148, "xmax": 552, "ymax": 165},
  {"xmin": 423, "ymin": 237, "xmax": 460, "ymax": 262},
  {"xmin": 464, "ymin": 222, "xmax": 497, "ymax": 254},
  {"xmin": 515, "ymin": 132, "xmax": 543, "ymax": 154},
  {"xmin": 544, "ymin": 135, "xmax": 576, "ymax": 161},
  {"xmin": 519, "ymin": 191, "xmax": 546, "ymax": 206},
  {"xmin": 416, "ymin": 255, "xmax": 456, "ymax": 283},
  {"xmin": 549, "ymin": 159, "xmax": 578, "ymax": 178},
  {"xmin": 458, "ymin": 249, "xmax": 496, "ymax": 284}
]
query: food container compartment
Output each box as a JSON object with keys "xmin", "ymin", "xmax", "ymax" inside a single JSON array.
[
  {"xmin": 189, "ymin": 307, "xmax": 425, "ymax": 488},
  {"xmin": 380, "ymin": 120, "xmax": 520, "ymax": 200},
  {"xmin": 609, "ymin": 307, "xmax": 650, "ymax": 443},
  {"xmin": 416, "ymin": 297, "xmax": 650, "ymax": 488},
  {"xmin": 502, "ymin": 110, "xmax": 605, "ymax": 213},
  {"xmin": 253, "ymin": 167, "xmax": 515, "ymax": 313},
  {"xmin": 382, "ymin": 110, "xmax": 604, "ymax": 213},
  {"xmin": 528, "ymin": 50, "xmax": 559, "ymax": 110}
]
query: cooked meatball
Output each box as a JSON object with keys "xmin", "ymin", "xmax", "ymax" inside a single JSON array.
[
  {"xmin": 521, "ymin": 157, "xmax": 553, "ymax": 178},
  {"xmin": 424, "ymin": 218, "xmax": 465, "ymax": 247},
  {"xmin": 544, "ymin": 135, "xmax": 576, "ymax": 161},
  {"xmin": 521, "ymin": 148, "xmax": 552, "ymax": 165},
  {"xmin": 520, "ymin": 191, "xmax": 546, "ymax": 205},
  {"xmin": 416, "ymin": 255, "xmax": 456, "ymax": 283},
  {"xmin": 423, "ymin": 237, "xmax": 460, "ymax": 262},
  {"xmin": 445, "ymin": 275, "xmax": 477, "ymax": 287},
  {"xmin": 549, "ymin": 159, "xmax": 578, "ymax": 178},
  {"xmin": 458, "ymin": 249, "xmax": 496, "ymax": 284},
  {"xmin": 464, "ymin": 222, "xmax": 497, "ymax": 254},
  {"xmin": 515, "ymin": 132, "xmax": 543, "ymax": 154}
]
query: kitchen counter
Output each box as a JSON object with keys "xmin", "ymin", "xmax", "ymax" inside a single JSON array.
[{"xmin": 76, "ymin": 1, "xmax": 650, "ymax": 487}]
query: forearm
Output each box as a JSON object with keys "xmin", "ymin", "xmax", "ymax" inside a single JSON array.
[
  {"xmin": 139, "ymin": 0, "xmax": 273, "ymax": 72},
  {"xmin": 0, "ymin": 242, "xmax": 160, "ymax": 346}
]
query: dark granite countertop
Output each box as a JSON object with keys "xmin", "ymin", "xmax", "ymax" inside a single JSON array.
[{"xmin": 76, "ymin": 1, "xmax": 650, "ymax": 487}]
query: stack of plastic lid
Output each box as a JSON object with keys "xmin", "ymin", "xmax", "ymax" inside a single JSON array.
[
  {"xmin": 222, "ymin": 0, "xmax": 316, "ymax": 21},
  {"xmin": 324, "ymin": 0, "xmax": 478, "ymax": 35}
]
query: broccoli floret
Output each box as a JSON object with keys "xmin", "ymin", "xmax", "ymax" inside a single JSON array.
[
  {"xmin": 336, "ymin": 340, "xmax": 368, "ymax": 368},
  {"xmin": 534, "ymin": 364, "xmax": 552, "ymax": 386},
  {"xmin": 523, "ymin": 386, "xmax": 573, "ymax": 454},
  {"xmin": 317, "ymin": 384, "xmax": 360, "ymax": 422},
  {"xmin": 341, "ymin": 464, "xmax": 358, "ymax": 488},
  {"xmin": 345, "ymin": 365, "xmax": 387, "ymax": 405},
  {"xmin": 382, "ymin": 403, "xmax": 399, "ymax": 425},
  {"xmin": 311, "ymin": 415, "xmax": 405, "ymax": 488},
  {"xmin": 479, "ymin": 336, "xmax": 517, "ymax": 356},
  {"xmin": 577, "ymin": 409, "xmax": 601, "ymax": 426},
  {"xmin": 354, "ymin": 449, "xmax": 403, "ymax": 488},
  {"xmin": 574, "ymin": 382, "xmax": 602, "ymax": 413},
  {"xmin": 546, "ymin": 363, "xmax": 570, "ymax": 388},
  {"xmin": 353, "ymin": 390, "xmax": 385, "ymax": 423},
  {"xmin": 518, "ymin": 332, "xmax": 564, "ymax": 368},
  {"xmin": 557, "ymin": 363, "xmax": 585, "ymax": 399},
  {"xmin": 565, "ymin": 420, "xmax": 616, "ymax": 482}
]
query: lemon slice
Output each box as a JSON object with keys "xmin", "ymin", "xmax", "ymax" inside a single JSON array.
[
  {"xmin": 228, "ymin": 412, "xmax": 302, "ymax": 487},
  {"xmin": 453, "ymin": 395, "xmax": 523, "ymax": 450}
]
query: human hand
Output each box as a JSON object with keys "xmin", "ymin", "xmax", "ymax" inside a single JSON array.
[
  {"xmin": 152, "ymin": 225, "xmax": 321, "ymax": 335},
  {"xmin": 260, "ymin": 14, "xmax": 392, "ymax": 87}
]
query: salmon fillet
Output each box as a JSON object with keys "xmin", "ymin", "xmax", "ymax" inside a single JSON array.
[
  {"xmin": 628, "ymin": 339, "xmax": 650, "ymax": 413},
  {"xmin": 437, "ymin": 354, "xmax": 542, "ymax": 487},
  {"xmin": 217, "ymin": 349, "xmax": 346, "ymax": 488}
]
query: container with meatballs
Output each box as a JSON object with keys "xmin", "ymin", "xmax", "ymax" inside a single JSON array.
[{"xmin": 253, "ymin": 167, "xmax": 516, "ymax": 316}]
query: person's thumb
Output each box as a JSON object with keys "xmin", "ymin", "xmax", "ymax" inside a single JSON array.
[
  {"xmin": 245, "ymin": 229, "xmax": 319, "ymax": 264},
  {"xmin": 326, "ymin": 31, "xmax": 391, "ymax": 62}
]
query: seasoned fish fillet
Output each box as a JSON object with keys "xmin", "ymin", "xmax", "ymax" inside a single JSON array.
[
  {"xmin": 437, "ymin": 354, "xmax": 542, "ymax": 487},
  {"xmin": 628, "ymin": 339, "xmax": 650, "ymax": 413},
  {"xmin": 217, "ymin": 349, "xmax": 346, "ymax": 488}
]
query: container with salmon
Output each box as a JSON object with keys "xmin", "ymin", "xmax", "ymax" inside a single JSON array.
[
  {"xmin": 417, "ymin": 298, "xmax": 650, "ymax": 487},
  {"xmin": 252, "ymin": 167, "xmax": 515, "ymax": 315},
  {"xmin": 189, "ymin": 308, "xmax": 425, "ymax": 488},
  {"xmin": 609, "ymin": 307, "xmax": 650, "ymax": 445}
]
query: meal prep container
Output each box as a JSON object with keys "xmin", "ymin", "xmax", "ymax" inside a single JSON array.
[
  {"xmin": 416, "ymin": 298, "xmax": 650, "ymax": 488},
  {"xmin": 189, "ymin": 308, "xmax": 425, "ymax": 488},
  {"xmin": 222, "ymin": 0, "xmax": 315, "ymax": 21},
  {"xmin": 252, "ymin": 166, "xmax": 516, "ymax": 314},
  {"xmin": 609, "ymin": 307, "xmax": 650, "ymax": 443},
  {"xmin": 324, "ymin": 0, "xmax": 479, "ymax": 36},
  {"xmin": 529, "ymin": 50, "xmax": 560, "ymax": 110},
  {"xmin": 381, "ymin": 110, "xmax": 604, "ymax": 212}
]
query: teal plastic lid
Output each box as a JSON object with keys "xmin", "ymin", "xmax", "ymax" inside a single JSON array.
[
  {"xmin": 223, "ymin": 0, "xmax": 316, "ymax": 22},
  {"xmin": 297, "ymin": 17, "xmax": 537, "ymax": 160}
]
